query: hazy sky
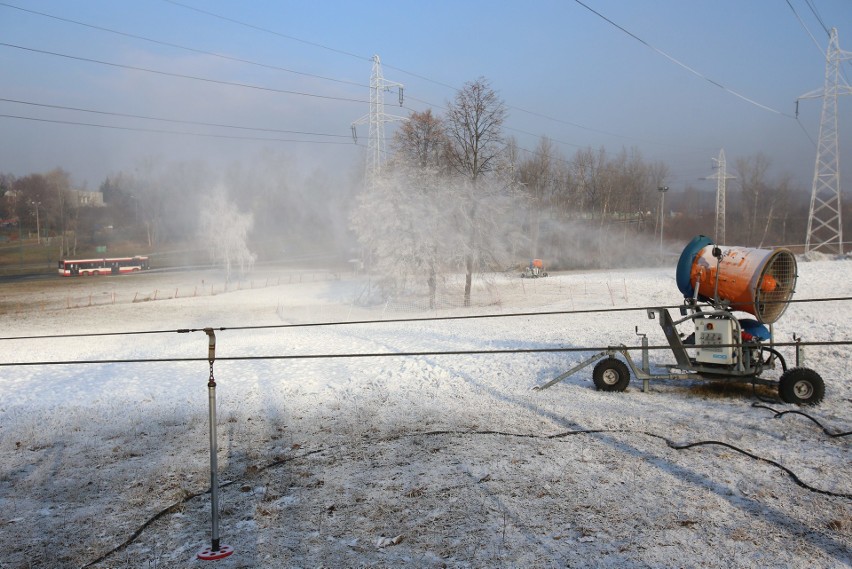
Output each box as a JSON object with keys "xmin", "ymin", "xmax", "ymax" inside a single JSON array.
[{"xmin": 1, "ymin": 0, "xmax": 851, "ymax": 194}]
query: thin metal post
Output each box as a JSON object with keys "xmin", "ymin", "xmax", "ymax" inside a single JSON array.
[
  {"xmin": 636, "ymin": 328, "xmax": 650, "ymax": 393},
  {"xmin": 197, "ymin": 328, "xmax": 234, "ymax": 561},
  {"xmin": 794, "ymin": 334, "xmax": 805, "ymax": 368}
]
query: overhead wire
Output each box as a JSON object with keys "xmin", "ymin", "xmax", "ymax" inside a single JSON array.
[
  {"xmin": 0, "ymin": 2, "xmax": 597, "ymax": 158},
  {"xmin": 785, "ymin": 0, "xmax": 828, "ymax": 57},
  {"xmin": 571, "ymin": 0, "xmax": 796, "ymax": 118},
  {"xmin": 161, "ymin": 0, "xmax": 706, "ymax": 154},
  {"xmin": 0, "ymin": 97, "xmax": 350, "ymax": 138},
  {"xmin": 161, "ymin": 0, "xmax": 370, "ymax": 64},
  {"xmin": 0, "ymin": 0, "xmax": 833, "ymax": 181},
  {"xmin": 0, "ymin": 1, "xmax": 369, "ymax": 90},
  {"xmin": 783, "ymin": 0, "xmax": 845, "ymax": 148},
  {"xmin": 0, "ymin": 42, "xmax": 370, "ymax": 105},
  {"xmin": 3, "ymin": 0, "xmax": 744, "ymax": 162},
  {"xmin": 161, "ymin": 0, "xmax": 791, "ymax": 149},
  {"xmin": 0, "ymin": 113, "xmax": 355, "ymax": 144},
  {"xmin": 803, "ymin": 0, "xmax": 831, "ymax": 37}
]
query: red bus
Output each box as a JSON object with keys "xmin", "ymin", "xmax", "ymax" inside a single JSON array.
[{"xmin": 58, "ymin": 256, "xmax": 150, "ymax": 276}]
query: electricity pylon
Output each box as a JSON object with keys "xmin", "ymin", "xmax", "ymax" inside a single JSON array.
[
  {"xmin": 351, "ymin": 55, "xmax": 405, "ymax": 189},
  {"xmin": 703, "ymin": 148, "xmax": 735, "ymax": 245},
  {"xmin": 797, "ymin": 28, "xmax": 852, "ymax": 254}
]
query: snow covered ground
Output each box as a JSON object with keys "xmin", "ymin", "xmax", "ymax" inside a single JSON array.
[{"xmin": 0, "ymin": 259, "xmax": 850, "ymax": 568}]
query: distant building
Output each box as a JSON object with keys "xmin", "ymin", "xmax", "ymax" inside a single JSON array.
[{"xmin": 72, "ymin": 190, "xmax": 105, "ymax": 207}]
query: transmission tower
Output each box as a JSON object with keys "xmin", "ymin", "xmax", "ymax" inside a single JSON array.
[
  {"xmin": 797, "ymin": 28, "xmax": 852, "ymax": 254},
  {"xmin": 704, "ymin": 148, "xmax": 735, "ymax": 245},
  {"xmin": 351, "ymin": 55, "xmax": 405, "ymax": 189}
]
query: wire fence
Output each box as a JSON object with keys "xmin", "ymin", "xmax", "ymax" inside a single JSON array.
[{"xmin": 0, "ymin": 270, "xmax": 341, "ymax": 315}]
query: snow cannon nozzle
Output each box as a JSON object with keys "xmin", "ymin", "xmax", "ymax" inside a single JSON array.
[{"xmin": 675, "ymin": 236, "xmax": 797, "ymax": 324}]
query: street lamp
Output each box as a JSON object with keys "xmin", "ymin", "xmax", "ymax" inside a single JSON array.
[
  {"xmin": 30, "ymin": 201, "xmax": 41, "ymax": 244},
  {"xmin": 658, "ymin": 186, "xmax": 669, "ymax": 259}
]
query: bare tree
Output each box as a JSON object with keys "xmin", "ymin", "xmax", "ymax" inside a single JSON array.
[
  {"xmin": 519, "ymin": 136, "xmax": 555, "ymax": 259},
  {"xmin": 391, "ymin": 109, "xmax": 448, "ymax": 170},
  {"xmin": 735, "ymin": 154, "xmax": 771, "ymax": 245},
  {"xmin": 444, "ymin": 77, "xmax": 507, "ymax": 306}
]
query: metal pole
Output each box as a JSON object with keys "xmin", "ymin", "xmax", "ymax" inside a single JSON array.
[
  {"xmin": 34, "ymin": 202, "xmax": 41, "ymax": 244},
  {"xmin": 657, "ymin": 186, "xmax": 669, "ymax": 260},
  {"xmin": 637, "ymin": 328, "xmax": 650, "ymax": 393},
  {"xmin": 197, "ymin": 328, "xmax": 234, "ymax": 561}
]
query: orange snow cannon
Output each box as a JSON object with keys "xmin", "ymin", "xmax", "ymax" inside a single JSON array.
[
  {"xmin": 521, "ymin": 258, "xmax": 548, "ymax": 278},
  {"xmin": 538, "ymin": 235, "xmax": 824, "ymax": 405},
  {"xmin": 676, "ymin": 236, "xmax": 797, "ymax": 324}
]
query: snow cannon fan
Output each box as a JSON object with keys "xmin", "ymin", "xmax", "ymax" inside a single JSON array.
[{"xmin": 676, "ymin": 235, "xmax": 797, "ymax": 324}]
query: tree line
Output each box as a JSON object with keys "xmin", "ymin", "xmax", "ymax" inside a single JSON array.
[
  {"xmin": 350, "ymin": 78, "xmax": 839, "ymax": 306},
  {"xmin": 2, "ymin": 76, "xmax": 846, "ymax": 293}
]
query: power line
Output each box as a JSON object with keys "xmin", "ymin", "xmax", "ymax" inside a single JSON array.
[
  {"xmin": 0, "ymin": 97, "xmax": 350, "ymax": 138},
  {"xmin": 785, "ymin": 0, "xmax": 828, "ymax": 57},
  {"xmin": 162, "ymin": 0, "xmax": 370, "ymax": 63},
  {"xmin": 161, "ymin": 1, "xmax": 701, "ymax": 154},
  {"xmin": 0, "ymin": 113, "xmax": 355, "ymax": 144},
  {"xmin": 572, "ymin": 0, "xmax": 795, "ymax": 118},
  {"xmin": 803, "ymin": 0, "xmax": 831, "ymax": 36},
  {"xmin": 161, "ymin": 0, "xmax": 461, "ymax": 94},
  {"xmin": 0, "ymin": 0, "xmax": 829, "ymax": 176},
  {"xmin": 0, "ymin": 42, "xmax": 369, "ymax": 105},
  {"xmin": 0, "ymin": 1, "xmax": 369, "ymax": 90},
  {"xmin": 11, "ymin": 0, "xmax": 730, "ymax": 155}
]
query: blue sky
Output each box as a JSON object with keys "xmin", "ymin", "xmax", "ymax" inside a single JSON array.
[{"xmin": 1, "ymin": 0, "xmax": 851, "ymax": 194}]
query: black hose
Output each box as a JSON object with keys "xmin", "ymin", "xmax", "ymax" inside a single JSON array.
[
  {"xmin": 760, "ymin": 346, "xmax": 787, "ymax": 372},
  {"xmin": 752, "ymin": 403, "xmax": 851, "ymax": 438}
]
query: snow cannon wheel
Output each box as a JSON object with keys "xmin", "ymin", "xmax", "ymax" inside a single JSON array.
[
  {"xmin": 778, "ymin": 368, "xmax": 825, "ymax": 406},
  {"xmin": 592, "ymin": 358, "xmax": 631, "ymax": 392}
]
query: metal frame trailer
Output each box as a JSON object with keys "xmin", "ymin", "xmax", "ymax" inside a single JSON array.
[{"xmin": 535, "ymin": 302, "xmax": 824, "ymax": 405}]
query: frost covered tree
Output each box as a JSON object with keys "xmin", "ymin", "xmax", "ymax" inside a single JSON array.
[
  {"xmin": 350, "ymin": 109, "xmax": 457, "ymax": 307},
  {"xmin": 350, "ymin": 165, "xmax": 463, "ymax": 307},
  {"xmin": 198, "ymin": 187, "xmax": 256, "ymax": 280},
  {"xmin": 444, "ymin": 77, "xmax": 508, "ymax": 306}
]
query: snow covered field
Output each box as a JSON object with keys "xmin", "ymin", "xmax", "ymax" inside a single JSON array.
[{"xmin": 0, "ymin": 259, "xmax": 850, "ymax": 568}]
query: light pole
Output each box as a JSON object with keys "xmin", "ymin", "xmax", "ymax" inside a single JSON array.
[
  {"xmin": 31, "ymin": 201, "xmax": 41, "ymax": 244},
  {"xmin": 658, "ymin": 186, "xmax": 669, "ymax": 260}
]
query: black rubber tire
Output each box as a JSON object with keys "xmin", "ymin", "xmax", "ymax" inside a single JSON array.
[
  {"xmin": 778, "ymin": 367, "xmax": 825, "ymax": 406},
  {"xmin": 592, "ymin": 358, "xmax": 631, "ymax": 392}
]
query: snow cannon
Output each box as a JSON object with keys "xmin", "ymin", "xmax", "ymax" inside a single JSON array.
[
  {"xmin": 676, "ymin": 235, "xmax": 797, "ymax": 324},
  {"xmin": 521, "ymin": 258, "xmax": 548, "ymax": 278},
  {"xmin": 537, "ymin": 234, "xmax": 825, "ymax": 405}
]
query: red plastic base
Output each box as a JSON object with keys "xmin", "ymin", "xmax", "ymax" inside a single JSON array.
[{"xmin": 197, "ymin": 544, "xmax": 234, "ymax": 560}]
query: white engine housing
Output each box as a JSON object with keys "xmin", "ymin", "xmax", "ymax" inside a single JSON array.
[{"xmin": 695, "ymin": 318, "xmax": 735, "ymax": 364}]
